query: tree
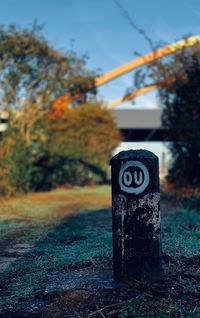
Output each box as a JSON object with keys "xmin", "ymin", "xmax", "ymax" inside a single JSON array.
[
  {"xmin": 126, "ymin": 36, "xmax": 200, "ymax": 188},
  {"xmin": 0, "ymin": 23, "xmax": 120, "ymax": 194},
  {"xmin": 0, "ymin": 23, "xmax": 95, "ymax": 144},
  {"xmin": 46, "ymin": 102, "xmax": 120, "ymax": 186},
  {"xmin": 0, "ymin": 23, "xmax": 97, "ymax": 195},
  {"xmin": 160, "ymin": 53, "xmax": 200, "ymax": 187},
  {"xmin": 0, "ymin": 127, "xmax": 33, "ymax": 195}
]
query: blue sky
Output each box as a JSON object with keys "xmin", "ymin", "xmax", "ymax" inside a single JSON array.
[
  {"xmin": 1, "ymin": 0, "xmax": 199, "ymax": 160},
  {"xmin": 0, "ymin": 0, "xmax": 200, "ymax": 108}
]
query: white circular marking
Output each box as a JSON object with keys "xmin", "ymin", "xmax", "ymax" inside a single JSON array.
[{"xmin": 118, "ymin": 160, "xmax": 150, "ymax": 194}]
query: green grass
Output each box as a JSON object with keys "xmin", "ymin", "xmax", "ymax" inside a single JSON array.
[
  {"xmin": 0, "ymin": 186, "xmax": 112, "ymax": 307},
  {"xmin": 0, "ymin": 186, "xmax": 200, "ymax": 316},
  {"xmin": 0, "ymin": 185, "xmax": 111, "ymax": 243},
  {"xmin": 162, "ymin": 208, "xmax": 200, "ymax": 258},
  {"xmin": 119, "ymin": 293, "xmax": 199, "ymax": 318},
  {"xmin": 1, "ymin": 209, "xmax": 113, "ymax": 305}
]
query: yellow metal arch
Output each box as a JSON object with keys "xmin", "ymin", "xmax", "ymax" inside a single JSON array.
[
  {"xmin": 53, "ymin": 35, "xmax": 200, "ymax": 112},
  {"xmin": 106, "ymin": 84, "xmax": 157, "ymax": 108},
  {"xmin": 95, "ymin": 35, "xmax": 200, "ymax": 87},
  {"xmin": 103, "ymin": 35, "xmax": 200, "ymax": 108}
]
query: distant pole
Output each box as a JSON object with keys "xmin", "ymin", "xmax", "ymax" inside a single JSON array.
[{"xmin": 110, "ymin": 149, "xmax": 163, "ymax": 283}]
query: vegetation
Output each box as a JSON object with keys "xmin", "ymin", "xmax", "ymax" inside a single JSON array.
[
  {"xmin": 126, "ymin": 35, "xmax": 200, "ymax": 188},
  {"xmin": 0, "ymin": 186, "xmax": 199, "ymax": 317},
  {"xmin": 160, "ymin": 53, "xmax": 200, "ymax": 187},
  {"xmin": 149, "ymin": 42, "xmax": 200, "ymax": 188},
  {"xmin": 0, "ymin": 24, "xmax": 120, "ymax": 196},
  {"xmin": 0, "ymin": 187, "xmax": 112, "ymax": 307},
  {"xmin": 0, "ymin": 23, "xmax": 95, "ymax": 111},
  {"xmin": 46, "ymin": 102, "xmax": 120, "ymax": 186}
]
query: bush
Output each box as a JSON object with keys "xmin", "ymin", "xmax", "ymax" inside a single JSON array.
[
  {"xmin": 0, "ymin": 130, "xmax": 33, "ymax": 196},
  {"xmin": 161, "ymin": 53, "xmax": 200, "ymax": 188},
  {"xmin": 30, "ymin": 152, "xmax": 109, "ymax": 191}
]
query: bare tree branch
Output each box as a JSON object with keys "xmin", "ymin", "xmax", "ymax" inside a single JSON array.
[{"xmin": 113, "ymin": 0, "xmax": 155, "ymax": 50}]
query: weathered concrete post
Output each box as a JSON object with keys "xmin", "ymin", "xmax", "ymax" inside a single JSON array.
[{"xmin": 110, "ymin": 149, "xmax": 162, "ymax": 283}]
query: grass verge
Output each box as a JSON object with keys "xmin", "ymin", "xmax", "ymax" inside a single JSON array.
[{"xmin": 0, "ymin": 186, "xmax": 200, "ymax": 317}]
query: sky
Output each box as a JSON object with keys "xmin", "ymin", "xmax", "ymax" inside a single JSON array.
[
  {"xmin": 0, "ymin": 0, "xmax": 200, "ymax": 107},
  {"xmin": 0, "ymin": 0, "xmax": 199, "ymax": 160}
]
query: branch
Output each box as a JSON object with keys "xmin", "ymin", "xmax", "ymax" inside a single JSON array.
[
  {"xmin": 113, "ymin": 0, "xmax": 155, "ymax": 50},
  {"xmin": 4, "ymin": 77, "xmax": 20, "ymax": 106}
]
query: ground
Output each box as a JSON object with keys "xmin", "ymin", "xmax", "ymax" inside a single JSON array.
[{"xmin": 0, "ymin": 186, "xmax": 200, "ymax": 317}]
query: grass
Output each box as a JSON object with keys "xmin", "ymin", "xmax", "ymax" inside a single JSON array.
[
  {"xmin": 162, "ymin": 208, "xmax": 200, "ymax": 258},
  {"xmin": 0, "ymin": 186, "xmax": 200, "ymax": 317},
  {"xmin": 0, "ymin": 185, "xmax": 111, "ymax": 242},
  {"xmin": 3, "ymin": 212, "xmax": 112, "ymax": 300},
  {"xmin": 0, "ymin": 186, "xmax": 112, "ymax": 308},
  {"xmin": 119, "ymin": 293, "xmax": 199, "ymax": 318}
]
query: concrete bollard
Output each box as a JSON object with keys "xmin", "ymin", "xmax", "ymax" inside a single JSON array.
[{"xmin": 110, "ymin": 149, "xmax": 163, "ymax": 283}]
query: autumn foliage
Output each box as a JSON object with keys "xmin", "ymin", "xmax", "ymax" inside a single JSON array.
[
  {"xmin": 0, "ymin": 24, "xmax": 120, "ymax": 195},
  {"xmin": 46, "ymin": 102, "xmax": 120, "ymax": 185}
]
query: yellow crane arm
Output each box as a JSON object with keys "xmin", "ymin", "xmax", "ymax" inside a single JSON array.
[{"xmin": 95, "ymin": 35, "xmax": 200, "ymax": 87}]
